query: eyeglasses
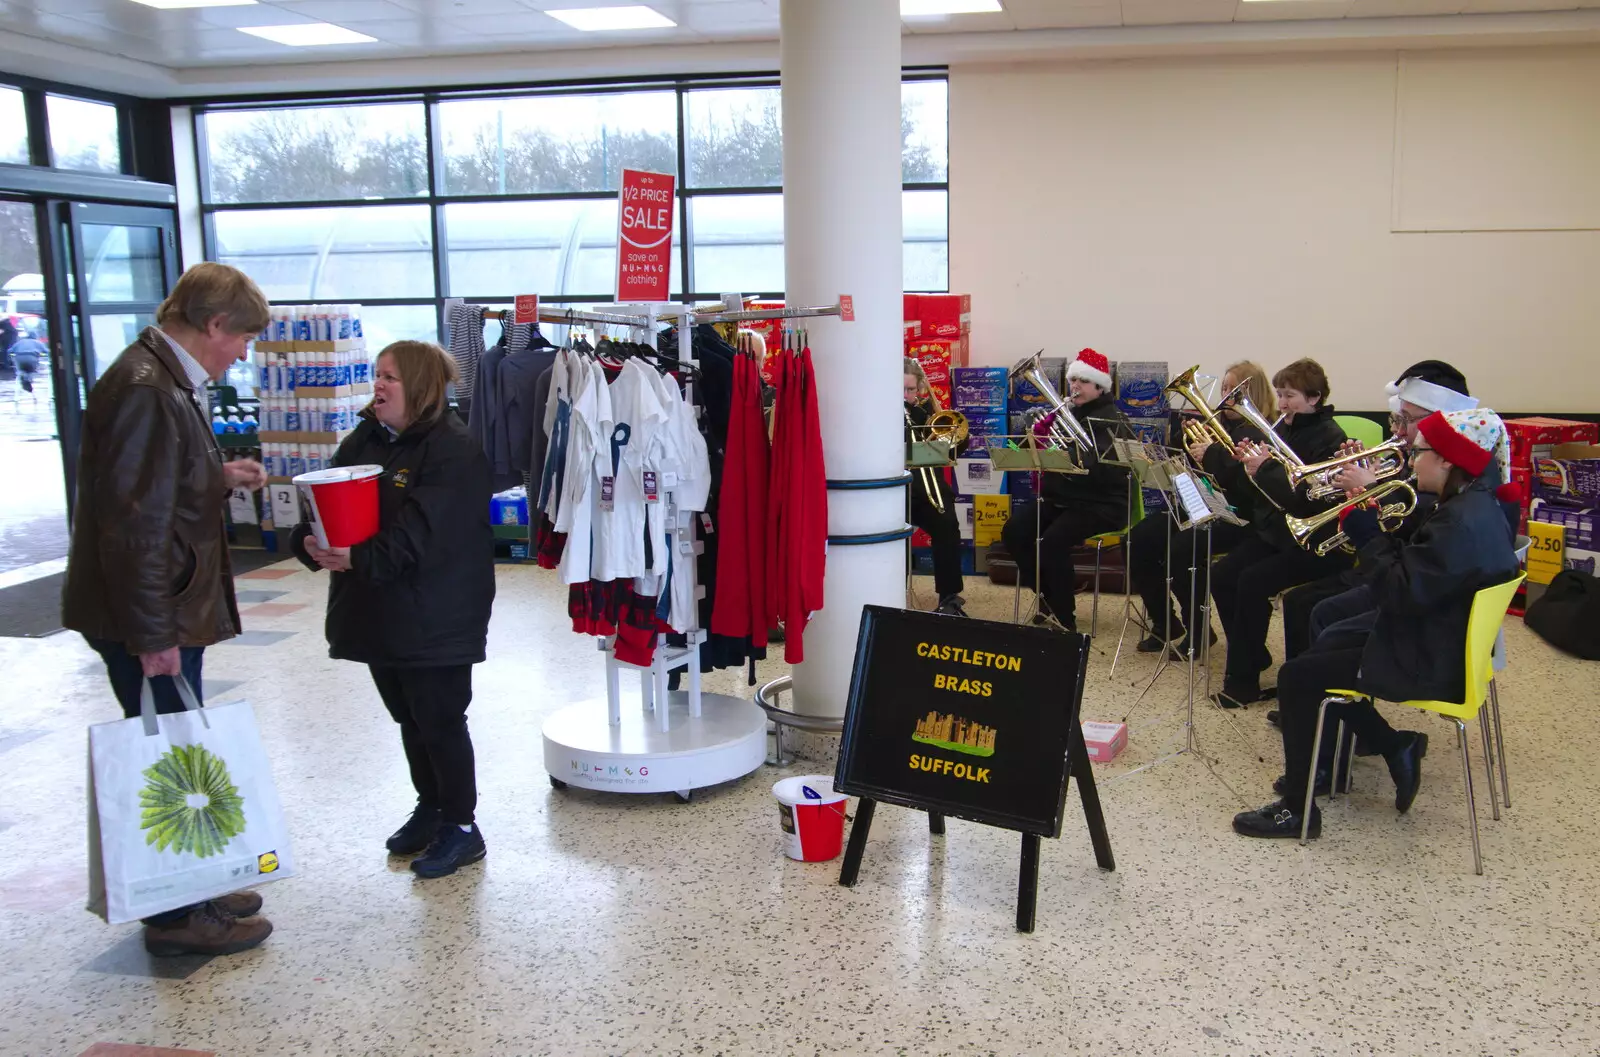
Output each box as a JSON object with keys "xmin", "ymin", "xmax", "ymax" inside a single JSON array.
[{"xmin": 1390, "ymin": 411, "xmax": 1426, "ymax": 433}]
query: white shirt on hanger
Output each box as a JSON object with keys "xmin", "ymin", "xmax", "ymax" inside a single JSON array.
[
  {"xmin": 558, "ymin": 358, "xmax": 614, "ymax": 586},
  {"xmin": 589, "ymin": 358, "xmax": 668, "ymax": 583}
]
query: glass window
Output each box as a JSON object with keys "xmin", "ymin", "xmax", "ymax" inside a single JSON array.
[
  {"xmin": 361, "ymin": 304, "xmax": 440, "ymax": 354},
  {"xmin": 202, "ymin": 103, "xmax": 428, "ymax": 204},
  {"xmin": 684, "ymin": 87, "xmax": 782, "ymax": 189},
  {"xmin": 901, "ymin": 80, "xmax": 949, "ymax": 183},
  {"xmin": 437, "ymin": 93, "xmax": 677, "ymax": 197},
  {"xmin": 689, "ymin": 194, "xmax": 783, "ymax": 294},
  {"xmin": 88, "ymin": 312, "xmax": 155, "ymax": 383},
  {"xmin": 1, "ymin": 87, "xmax": 28, "ymax": 165},
  {"xmin": 48, "ymin": 95, "xmax": 120, "ymax": 174},
  {"xmin": 212, "ymin": 205, "xmax": 434, "ymax": 301},
  {"xmin": 442, "ymin": 199, "xmax": 679, "ymax": 299},
  {"xmin": 904, "ymin": 190, "xmax": 949, "ymax": 292},
  {"xmin": 80, "ymin": 224, "xmax": 166, "ymax": 303}
]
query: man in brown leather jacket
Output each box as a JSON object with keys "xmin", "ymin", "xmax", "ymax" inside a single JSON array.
[{"xmin": 63, "ymin": 262, "xmax": 276, "ymax": 958}]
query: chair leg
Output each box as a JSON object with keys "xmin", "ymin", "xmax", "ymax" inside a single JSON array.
[
  {"xmin": 1343, "ymin": 732, "xmax": 1358, "ymax": 794},
  {"xmin": 1329, "ymin": 719, "xmax": 1346, "ymax": 800},
  {"xmin": 1457, "ymin": 719, "xmax": 1484, "ymax": 876},
  {"xmin": 1302, "ymin": 697, "xmax": 1334, "ymax": 844},
  {"xmin": 1479, "ymin": 708, "xmax": 1501, "ymax": 822},
  {"xmin": 1489, "ymin": 678, "xmax": 1510, "ymax": 809},
  {"xmin": 1091, "ymin": 540, "xmax": 1104, "ymax": 638}
]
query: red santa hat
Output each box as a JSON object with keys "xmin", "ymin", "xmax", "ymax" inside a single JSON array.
[{"xmin": 1065, "ymin": 348, "xmax": 1113, "ymax": 392}]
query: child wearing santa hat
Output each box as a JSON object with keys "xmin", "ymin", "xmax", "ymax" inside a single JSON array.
[{"xmin": 1234, "ymin": 408, "xmax": 1521, "ymax": 841}]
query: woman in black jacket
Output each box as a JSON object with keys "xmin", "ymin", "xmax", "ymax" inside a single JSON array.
[
  {"xmin": 999, "ymin": 348, "xmax": 1131, "ymax": 634},
  {"xmin": 1206, "ymin": 358, "xmax": 1350, "ymax": 707},
  {"xmin": 1233, "ymin": 408, "xmax": 1520, "ymax": 839},
  {"xmin": 295, "ymin": 340, "xmax": 496, "ymax": 879},
  {"xmin": 904, "ymin": 358, "xmax": 967, "ymax": 617},
  {"xmin": 1129, "ymin": 360, "xmax": 1274, "ymax": 656}
]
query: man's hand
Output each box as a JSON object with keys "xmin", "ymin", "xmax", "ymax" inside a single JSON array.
[
  {"xmin": 315, "ymin": 545, "xmax": 353, "ymax": 573},
  {"xmin": 223, "ymin": 459, "xmax": 268, "ymax": 491},
  {"xmin": 140, "ymin": 647, "xmax": 182, "ymax": 678},
  {"xmin": 1236, "ymin": 441, "xmax": 1272, "ymax": 477},
  {"xmin": 1334, "ymin": 464, "xmax": 1378, "ymax": 493},
  {"xmin": 1187, "ymin": 439, "xmax": 1212, "ymax": 464}
]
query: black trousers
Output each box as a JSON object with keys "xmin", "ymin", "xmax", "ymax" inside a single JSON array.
[
  {"xmin": 85, "ymin": 636, "xmax": 206, "ymax": 718},
  {"xmin": 1277, "ymin": 640, "xmax": 1405, "ymax": 798},
  {"xmin": 370, "ymin": 664, "xmax": 478, "ymax": 825},
  {"xmin": 910, "ymin": 477, "xmax": 964, "ymax": 600},
  {"xmin": 1281, "ymin": 574, "xmax": 1353, "ymax": 661},
  {"xmin": 1128, "ymin": 515, "xmax": 1250, "ymax": 640},
  {"xmin": 1001, "ymin": 501, "xmax": 1122, "ymax": 624},
  {"xmin": 1210, "ymin": 535, "xmax": 1350, "ymax": 691}
]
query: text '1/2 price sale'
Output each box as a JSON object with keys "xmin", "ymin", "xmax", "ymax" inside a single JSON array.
[{"xmin": 616, "ymin": 168, "xmax": 676, "ymax": 302}]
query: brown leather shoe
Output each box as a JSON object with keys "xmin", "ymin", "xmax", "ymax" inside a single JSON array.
[
  {"xmin": 214, "ymin": 890, "xmax": 264, "ymax": 918},
  {"xmin": 143, "ymin": 901, "xmax": 273, "ymax": 957}
]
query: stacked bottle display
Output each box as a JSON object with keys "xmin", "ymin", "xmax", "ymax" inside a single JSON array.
[{"xmin": 254, "ymin": 305, "xmax": 369, "ymax": 479}]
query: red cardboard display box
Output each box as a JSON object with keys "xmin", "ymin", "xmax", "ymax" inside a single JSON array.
[
  {"xmin": 909, "ymin": 337, "xmax": 970, "ymax": 409},
  {"xmin": 914, "ymin": 293, "xmax": 972, "ymax": 339},
  {"xmin": 1505, "ymin": 417, "xmax": 1600, "ymax": 469}
]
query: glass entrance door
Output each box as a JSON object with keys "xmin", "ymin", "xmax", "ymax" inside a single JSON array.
[{"xmin": 46, "ymin": 201, "xmax": 178, "ymax": 520}]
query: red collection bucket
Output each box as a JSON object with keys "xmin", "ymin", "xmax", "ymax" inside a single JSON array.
[
  {"xmin": 293, "ymin": 464, "xmax": 383, "ymax": 548},
  {"xmin": 773, "ymin": 776, "xmax": 849, "ymax": 862}
]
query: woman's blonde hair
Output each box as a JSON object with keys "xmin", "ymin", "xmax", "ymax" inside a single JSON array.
[
  {"xmin": 903, "ymin": 357, "xmax": 940, "ymax": 408},
  {"xmin": 372, "ymin": 340, "xmax": 459, "ymax": 427},
  {"xmin": 1224, "ymin": 360, "xmax": 1277, "ymax": 422},
  {"xmin": 156, "ymin": 262, "xmax": 271, "ymax": 335}
]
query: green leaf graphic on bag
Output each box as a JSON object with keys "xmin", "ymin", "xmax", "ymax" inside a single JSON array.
[{"xmin": 138, "ymin": 743, "xmax": 247, "ymax": 858}]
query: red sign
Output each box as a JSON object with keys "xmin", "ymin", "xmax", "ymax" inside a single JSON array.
[
  {"xmin": 514, "ymin": 294, "xmax": 539, "ymax": 325},
  {"xmin": 617, "ymin": 168, "xmax": 676, "ymax": 302},
  {"xmin": 839, "ymin": 294, "xmax": 855, "ymax": 322}
]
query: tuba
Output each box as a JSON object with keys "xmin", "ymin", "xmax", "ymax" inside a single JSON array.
[
  {"xmin": 1166, "ymin": 365, "xmax": 1235, "ymax": 456},
  {"xmin": 1286, "ymin": 438, "xmax": 1409, "ymax": 501},
  {"xmin": 1008, "ymin": 350, "xmax": 1095, "ymax": 451},
  {"xmin": 1285, "ymin": 477, "xmax": 1418, "ymax": 557}
]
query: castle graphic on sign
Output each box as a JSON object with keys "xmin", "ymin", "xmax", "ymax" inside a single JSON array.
[{"xmin": 911, "ymin": 711, "xmax": 997, "ymax": 758}]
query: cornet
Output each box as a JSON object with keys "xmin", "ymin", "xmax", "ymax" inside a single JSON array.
[
  {"xmin": 905, "ymin": 407, "xmax": 968, "ymax": 515},
  {"xmin": 1007, "ymin": 350, "xmax": 1094, "ymax": 451},
  {"xmin": 1286, "ymin": 438, "xmax": 1409, "ymax": 500},
  {"xmin": 1285, "ymin": 477, "xmax": 1418, "ymax": 557}
]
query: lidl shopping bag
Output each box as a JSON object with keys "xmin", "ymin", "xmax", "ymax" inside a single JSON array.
[{"xmin": 88, "ymin": 679, "xmax": 295, "ymax": 924}]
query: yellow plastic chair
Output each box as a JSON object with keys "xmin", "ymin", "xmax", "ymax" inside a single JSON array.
[
  {"xmin": 1334, "ymin": 414, "xmax": 1386, "ymax": 451},
  {"xmin": 1303, "ymin": 575, "xmax": 1525, "ymax": 874},
  {"xmin": 1080, "ymin": 485, "xmax": 1146, "ymax": 637}
]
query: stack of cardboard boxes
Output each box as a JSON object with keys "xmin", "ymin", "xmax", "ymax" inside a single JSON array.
[{"xmin": 1505, "ymin": 417, "xmax": 1600, "ymax": 536}]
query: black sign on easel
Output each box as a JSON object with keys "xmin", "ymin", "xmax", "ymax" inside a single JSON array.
[{"xmin": 834, "ymin": 606, "xmax": 1115, "ymax": 932}]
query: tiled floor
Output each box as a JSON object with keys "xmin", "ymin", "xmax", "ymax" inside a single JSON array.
[{"xmin": 2, "ymin": 561, "xmax": 1597, "ymax": 1055}]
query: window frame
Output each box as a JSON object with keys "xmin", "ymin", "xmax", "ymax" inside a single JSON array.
[{"xmin": 193, "ymin": 69, "xmax": 950, "ymax": 343}]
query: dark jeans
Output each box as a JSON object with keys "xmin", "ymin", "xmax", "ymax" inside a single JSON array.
[
  {"xmin": 85, "ymin": 636, "xmax": 207, "ymax": 927},
  {"xmin": 1210, "ymin": 535, "xmax": 1350, "ymax": 692},
  {"xmin": 1128, "ymin": 514, "xmax": 1250, "ymax": 640},
  {"xmin": 1277, "ymin": 641, "xmax": 1405, "ymax": 799},
  {"xmin": 371, "ymin": 664, "xmax": 478, "ymax": 825},
  {"xmin": 84, "ymin": 636, "xmax": 206, "ymax": 719},
  {"xmin": 910, "ymin": 477, "xmax": 964, "ymax": 600},
  {"xmin": 1001, "ymin": 501, "xmax": 1122, "ymax": 626}
]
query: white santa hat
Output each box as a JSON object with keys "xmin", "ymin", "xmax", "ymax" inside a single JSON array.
[
  {"xmin": 1065, "ymin": 348, "xmax": 1113, "ymax": 392},
  {"xmin": 1384, "ymin": 361, "xmax": 1478, "ymax": 415}
]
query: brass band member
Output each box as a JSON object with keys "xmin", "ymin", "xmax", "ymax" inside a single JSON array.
[
  {"xmin": 999, "ymin": 348, "xmax": 1131, "ymax": 634},
  {"xmin": 905, "ymin": 358, "xmax": 967, "ymax": 616},
  {"xmin": 1207, "ymin": 358, "xmax": 1349, "ymax": 707},
  {"xmin": 1234, "ymin": 409, "xmax": 1520, "ymax": 839},
  {"xmin": 1129, "ymin": 361, "xmax": 1275, "ymax": 656}
]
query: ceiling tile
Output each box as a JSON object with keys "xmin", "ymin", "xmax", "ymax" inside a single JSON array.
[
  {"xmin": 1456, "ymin": 0, "xmax": 1577, "ymax": 9},
  {"xmin": 1345, "ymin": 0, "xmax": 1464, "ymax": 14},
  {"xmin": 1120, "ymin": 0, "xmax": 1238, "ymax": 23},
  {"xmin": 389, "ymin": 0, "xmax": 558, "ymax": 18},
  {"xmin": 903, "ymin": 10, "xmax": 1017, "ymax": 33},
  {"xmin": 269, "ymin": 0, "xmax": 419, "ymax": 21},
  {"xmin": 1005, "ymin": 0, "xmax": 1126, "ymax": 28},
  {"xmin": 1233, "ymin": 0, "xmax": 1353, "ymax": 20},
  {"xmin": 676, "ymin": 0, "xmax": 776, "ymax": 30}
]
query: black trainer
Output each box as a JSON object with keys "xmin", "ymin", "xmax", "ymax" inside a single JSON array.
[
  {"xmin": 1232, "ymin": 799, "xmax": 1320, "ymax": 840},
  {"xmin": 1386, "ymin": 732, "xmax": 1429, "ymax": 814},
  {"xmin": 386, "ymin": 803, "xmax": 443, "ymax": 856},
  {"xmin": 1213, "ymin": 683, "xmax": 1260, "ymax": 709},
  {"xmin": 1137, "ymin": 632, "xmax": 1176, "ymax": 653},
  {"xmin": 411, "ymin": 823, "xmax": 487, "ymax": 879},
  {"xmin": 935, "ymin": 594, "xmax": 968, "ymax": 617}
]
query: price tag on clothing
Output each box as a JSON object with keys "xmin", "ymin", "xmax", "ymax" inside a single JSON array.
[
  {"xmin": 1526, "ymin": 521, "xmax": 1565, "ymax": 585},
  {"xmin": 599, "ymin": 475, "xmax": 616, "ymax": 512},
  {"xmin": 514, "ymin": 294, "xmax": 539, "ymax": 324},
  {"xmin": 642, "ymin": 471, "xmax": 659, "ymax": 502}
]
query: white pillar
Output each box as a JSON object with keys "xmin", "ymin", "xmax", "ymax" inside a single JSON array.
[{"xmin": 781, "ymin": 0, "xmax": 905, "ymax": 719}]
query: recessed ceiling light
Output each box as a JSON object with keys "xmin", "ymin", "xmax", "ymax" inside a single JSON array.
[
  {"xmin": 901, "ymin": 0, "xmax": 1003, "ymax": 16},
  {"xmin": 238, "ymin": 22, "xmax": 377, "ymax": 45},
  {"xmin": 546, "ymin": 5, "xmax": 676, "ymax": 31},
  {"xmin": 128, "ymin": 0, "xmax": 256, "ymax": 8}
]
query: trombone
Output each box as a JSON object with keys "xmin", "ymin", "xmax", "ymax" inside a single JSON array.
[
  {"xmin": 906, "ymin": 407, "xmax": 968, "ymax": 515},
  {"xmin": 1286, "ymin": 438, "xmax": 1409, "ymax": 501},
  {"xmin": 1007, "ymin": 350, "xmax": 1095, "ymax": 452},
  {"xmin": 1285, "ymin": 477, "xmax": 1418, "ymax": 557}
]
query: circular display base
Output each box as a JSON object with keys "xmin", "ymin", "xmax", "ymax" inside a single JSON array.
[{"xmin": 542, "ymin": 692, "xmax": 768, "ymax": 798}]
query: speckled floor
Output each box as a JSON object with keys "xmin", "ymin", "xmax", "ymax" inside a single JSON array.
[{"xmin": 1, "ymin": 562, "xmax": 1596, "ymax": 1056}]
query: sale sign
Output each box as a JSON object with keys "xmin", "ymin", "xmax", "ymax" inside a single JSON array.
[
  {"xmin": 514, "ymin": 294, "xmax": 539, "ymax": 324},
  {"xmin": 617, "ymin": 168, "xmax": 676, "ymax": 302}
]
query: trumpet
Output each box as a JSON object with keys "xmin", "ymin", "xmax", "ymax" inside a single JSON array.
[
  {"xmin": 1286, "ymin": 438, "xmax": 1409, "ymax": 500},
  {"xmin": 1166, "ymin": 365, "xmax": 1236, "ymax": 456},
  {"xmin": 1285, "ymin": 477, "xmax": 1418, "ymax": 557},
  {"xmin": 1008, "ymin": 350, "xmax": 1095, "ymax": 451},
  {"xmin": 906, "ymin": 407, "xmax": 968, "ymax": 514}
]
